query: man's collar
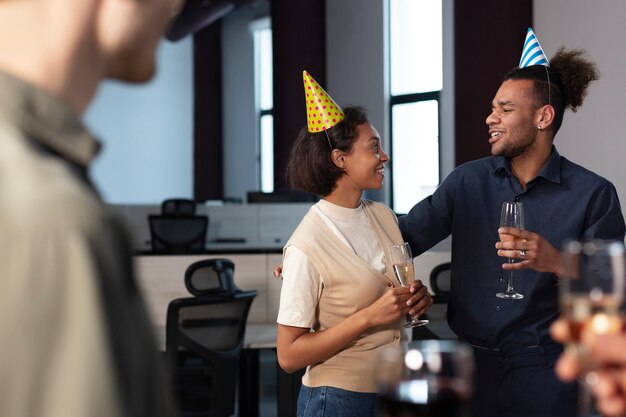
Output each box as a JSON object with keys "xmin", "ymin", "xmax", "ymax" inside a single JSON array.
[
  {"xmin": 493, "ymin": 146, "xmax": 562, "ymax": 184},
  {"xmin": 537, "ymin": 146, "xmax": 562, "ymax": 184}
]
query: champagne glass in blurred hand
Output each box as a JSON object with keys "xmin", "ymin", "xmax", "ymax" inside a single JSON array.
[
  {"xmin": 560, "ymin": 239, "xmax": 626, "ymax": 417},
  {"xmin": 376, "ymin": 340, "xmax": 474, "ymax": 417},
  {"xmin": 390, "ymin": 243, "xmax": 429, "ymax": 328},
  {"xmin": 497, "ymin": 202, "xmax": 525, "ymax": 299}
]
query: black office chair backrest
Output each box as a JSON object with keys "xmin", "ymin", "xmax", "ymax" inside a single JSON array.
[
  {"xmin": 148, "ymin": 215, "xmax": 208, "ymax": 254},
  {"xmin": 162, "ymin": 198, "xmax": 197, "ymax": 216},
  {"xmin": 166, "ymin": 291, "xmax": 257, "ymax": 417},
  {"xmin": 430, "ymin": 262, "xmax": 451, "ymax": 303},
  {"xmin": 166, "ymin": 291, "xmax": 256, "ymax": 358},
  {"xmin": 184, "ymin": 258, "xmax": 240, "ymax": 296}
]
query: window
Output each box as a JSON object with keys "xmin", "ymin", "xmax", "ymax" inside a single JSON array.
[
  {"xmin": 251, "ymin": 18, "xmax": 274, "ymax": 192},
  {"xmin": 389, "ymin": 0, "xmax": 443, "ymax": 213}
]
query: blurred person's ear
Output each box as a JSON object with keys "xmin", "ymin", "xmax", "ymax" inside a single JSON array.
[{"xmin": 96, "ymin": 0, "xmax": 181, "ymax": 83}]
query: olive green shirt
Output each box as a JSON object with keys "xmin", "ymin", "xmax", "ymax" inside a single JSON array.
[{"xmin": 0, "ymin": 70, "xmax": 176, "ymax": 417}]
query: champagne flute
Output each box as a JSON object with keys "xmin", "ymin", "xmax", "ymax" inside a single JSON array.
[
  {"xmin": 496, "ymin": 202, "xmax": 525, "ymax": 299},
  {"xmin": 376, "ymin": 340, "xmax": 474, "ymax": 417},
  {"xmin": 390, "ymin": 243, "xmax": 429, "ymax": 328},
  {"xmin": 560, "ymin": 239, "xmax": 626, "ymax": 417}
]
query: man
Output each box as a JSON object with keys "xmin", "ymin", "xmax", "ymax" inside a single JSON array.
[
  {"xmin": 0, "ymin": 0, "xmax": 184, "ymax": 416},
  {"xmin": 399, "ymin": 31, "xmax": 626, "ymax": 417}
]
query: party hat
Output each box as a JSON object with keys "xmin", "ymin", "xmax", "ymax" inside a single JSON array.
[
  {"xmin": 302, "ymin": 70, "xmax": 345, "ymax": 132},
  {"xmin": 519, "ymin": 28, "xmax": 549, "ymax": 68}
]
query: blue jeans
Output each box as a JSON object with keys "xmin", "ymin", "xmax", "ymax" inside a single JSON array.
[{"xmin": 297, "ymin": 385, "xmax": 378, "ymax": 417}]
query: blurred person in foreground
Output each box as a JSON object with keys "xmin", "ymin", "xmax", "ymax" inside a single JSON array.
[
  {"xmin": 398, "ymin": 29, "xmax": 625, "ymax": 417},
  {"xmin": 276, "ymin": 71, "xmax": 432, "ymax": 417},
  {"xmin": 552, "ymin": 317, "xmax": 626, "ymax": 416},
  {"xmin": 0, "ymin": 0, "xmax": 185, "ymax": 416}
]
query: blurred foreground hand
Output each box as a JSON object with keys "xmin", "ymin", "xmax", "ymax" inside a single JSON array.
[{"xmin": 552, "ymin": 318, "xmax": 626, "ymax": 416}]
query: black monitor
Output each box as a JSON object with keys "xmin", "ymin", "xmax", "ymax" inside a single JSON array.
[{"xmin": 246, "ymin": 190, "xmax": 319, "ymax": 204}]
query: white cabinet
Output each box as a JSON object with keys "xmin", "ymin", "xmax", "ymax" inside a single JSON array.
[{"xmin": 134, "ymin": 254, "xmax": 281, "ymax": 327}]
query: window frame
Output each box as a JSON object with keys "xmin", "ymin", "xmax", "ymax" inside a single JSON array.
[{"xmin": 251, "ymin": 17, "xmax": 274, "ymax": 193}]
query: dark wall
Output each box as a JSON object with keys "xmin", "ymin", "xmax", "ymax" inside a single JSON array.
[
  {"xmin": 193, "ymin": 23, "xmax": 223, "ymax": 201},
  {"xmin": 271, "ymin": 0, "xmax": 326, "ymax": 191},
  {"xmin": 454, "ymin": 0, "xmax": 533, "ymax": 165}
]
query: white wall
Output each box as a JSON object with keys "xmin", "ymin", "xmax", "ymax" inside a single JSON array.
[
  {"xmin": 535, "ymin": 1, "xmax": 626, "ymax": 218},
  {"xmin": 326, "ymin": 0, "xmax": 454, "ymax": 204},
  {"xmin": 221, "ymin": 5, "xmax": 263, "ymax": 202},
  {"xmin": 85, "ymin": 38, "xmax": 194, "ymax": 204},
  {"xmin": 326, "ymin": 0, "xmax": 388, "ymax": 202}
]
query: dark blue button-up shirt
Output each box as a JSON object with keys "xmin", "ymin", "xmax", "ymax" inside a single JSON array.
[{"xmin": 399, "ymin": 147, "xmax": 625, "ymax": 350}]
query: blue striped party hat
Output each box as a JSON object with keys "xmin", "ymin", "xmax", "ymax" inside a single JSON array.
[{"xmin": 519, "ymin": 28, "xmax": 549, "ymax": 68}]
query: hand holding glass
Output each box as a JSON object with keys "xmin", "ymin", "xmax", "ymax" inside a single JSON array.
[
  {"xmin": 497, "ymin": 202, "xmax": 525, "ymax": 299},
  {"xmin": 389, "ymin": 243, "xmax": 429, "ymax": 328}
]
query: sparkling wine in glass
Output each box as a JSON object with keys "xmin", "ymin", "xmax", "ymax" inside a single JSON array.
[
  {"xmin": 390, "ymin": 243, "xmax": 429, "ymax": 328},
  {"xmin": 376, "ymin": 340, "xmax": 474, "ymax": 417},
  {"xmin": 496, "ymin": 202, "xmax": 525, "ymax": 299},
  {"xmin": 560, "ymin": 239, "xmax": 626, "ymax": 417}
]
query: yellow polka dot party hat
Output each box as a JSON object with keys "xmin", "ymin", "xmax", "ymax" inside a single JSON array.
[{"xmin": 302, "ymin": 70, "xmax": 345, "ymax": 132}]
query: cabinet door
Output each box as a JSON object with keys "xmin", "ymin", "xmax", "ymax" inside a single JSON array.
[{"xmin": 134, "ymin": 254, "xmax": 272, "ymax": 325}]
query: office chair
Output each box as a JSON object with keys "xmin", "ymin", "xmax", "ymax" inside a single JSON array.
[
  {"xmin": 430, "ymin": 262, "xmax": 451, "ymax": 304},
  {"xmin": 162, "ymin": 198, "xmax": 197, "ymax": 216},
  {"xmin": 148, "ymin": 215, "xmax": 208, "ymax": 254},
  {"xmin": 165, "ymin": 290, "xmax": 257, "ymax": 417},
  {"xmin": 184, "ymin": 258, "xmax": 241, "ymax": 296}
]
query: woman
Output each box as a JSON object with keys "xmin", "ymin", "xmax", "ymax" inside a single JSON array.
[{"xmin": 276, "ymin": 71, "xmax": 432, "ymax": 417}]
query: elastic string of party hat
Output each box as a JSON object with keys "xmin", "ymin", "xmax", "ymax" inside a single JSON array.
[
  {"xmin": 324, "ymin": 129, "xmax": 333, "ymax": 150},
  {"xmin": 344, "ymin": 173, "xmax": 362, "ymax": 192},
  {"xmin": 544, "ymin": 65, "xmax": 551, "ymax": 107}
]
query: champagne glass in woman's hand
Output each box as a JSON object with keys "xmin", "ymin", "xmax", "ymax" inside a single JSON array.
[
  {"xmin": 389, "ymin": 242, "xmax": 429, "ymax": 328},
  {"xmin": 497, "ymin": 202, "xmax": 525, "ymax": 299}
]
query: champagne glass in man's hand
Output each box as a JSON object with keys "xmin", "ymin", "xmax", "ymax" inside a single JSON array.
[
  {"xmin": 497, "ymin": 202, "xmax": 525, "ymax": 299},
  {"xmin": 389, "ymin": 242, "xmax": 429, "ymax": 327}
]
